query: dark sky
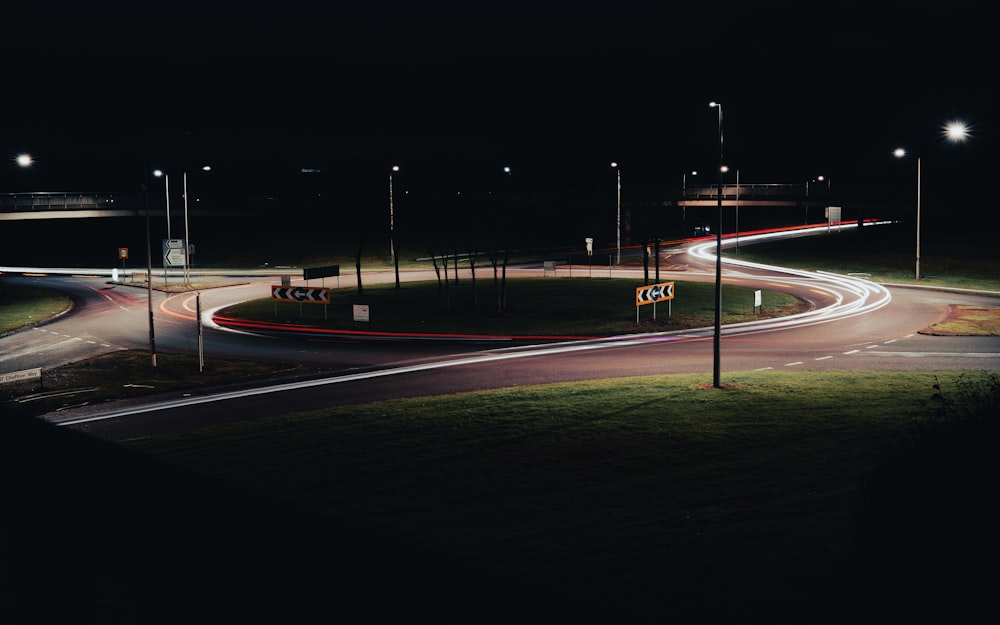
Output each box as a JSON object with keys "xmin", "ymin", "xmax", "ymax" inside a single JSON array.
[{"xmin": 2, "ymin": 1, "xmax": 991, "ymax": 195}]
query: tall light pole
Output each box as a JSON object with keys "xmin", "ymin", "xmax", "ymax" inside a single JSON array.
[
  {"xmin": 181, "ymin": 165, "xmax": 211, "ymax": 287},
  {"xmin": 143, "ymin": 170, "xmax": 157, "ymax": 368},
  {"xmin": 153, "ymin": 170, "xmax": 172, "ymax": 240},
  {"xmin": 894, "ymin": 121, "xmax": 968, "ymax": 281},
  {"xmin": 611, "ymin": 162, "xmax": 621, "ymax": 265},
  {"xmin": 389, "ymin": 165, "xmax": 400, "ymax": 289},
  {"xmin": 709, "ymin": 101, "xmax": 723, "ymax": 388},
  {"xmin": 183, "ymin": 172, "xmax": 191, "ymax": 286},
  {"xmin": 681, "ymin": 170, "xmax": 696, "ymax": 238},
  {"xmin": 735, "ymin": 167, "xmax": 740, "ymax": 255}
]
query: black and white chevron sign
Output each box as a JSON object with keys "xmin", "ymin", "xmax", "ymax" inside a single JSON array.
[
  {"xmin": 635, "ymin": 281, "xmax": 674, "ymax": 306},
  {"xmin": 271, "ymin": 286, "xmax": 331, "ymax": 304}
]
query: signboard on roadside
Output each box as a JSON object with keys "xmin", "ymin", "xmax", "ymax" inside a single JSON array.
[
  {"xmin": 271, "ymin": 286, "xmax": 331, "ymax": 304},
  {"xmin": 163, "ymin": 238, "xmax": 186, "ymax": 267},
  {"xmin": 635, "ymin": 281, "xmax": 674, "ymax": 306},
  {"xmin": 1, "ymin": 367, "xmax": 41, "ymax": 386},
  {"xmin": 303, "ymin": 265, "xmax": 340, "ymax": 280}
]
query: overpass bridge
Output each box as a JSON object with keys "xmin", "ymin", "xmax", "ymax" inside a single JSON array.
[
  {"xmin": 2, "ymin": 182, "xmax": 836, "ymax": 219},
  {"xmin": 678, "ymin": 182, "xmax": 831, "ymax": 208},
  {"xmin": 0, "ymin": 191, "xmax": 274, "ymax": 220},
  {"xmin": 0, "ymin": 191, "xmax": 147, "ymax": 220}
]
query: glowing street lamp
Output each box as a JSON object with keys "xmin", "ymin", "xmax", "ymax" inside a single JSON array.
[
  {"xmin": 709, "ymin": 101, "xmax": 723, "ymax": 389},
  {"xmin": 611, "ymin": 162, "xmax": 621, "ymax": 265},
  {"xmin": 389, "ymin": 165, "xmax": 400, "ymax": 289},
  {"xmin": 894, "ymin": 121, "xmax": 969, "ymax": 280},
  {"xmin": 681, "ymin": 170, "xmax": 696, "ymax": 237},
  {"xmin": 16, "ymin": 153, "xmax": 33, "ymax": 168}
]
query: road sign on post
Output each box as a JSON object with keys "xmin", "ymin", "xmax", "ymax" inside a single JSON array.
[
  {"xmin": 635, "ymin": 281, "xmax": 675, "ymax": 324},
  {"xmin": 303, "ymin": 265, "xmax": 340, "ymax": 280},
  {"xmin": 271, "ymin": 286, "xmax": 331, "ymax": 304},
  {"xmin": 635, "ymin": 281, "xmax": 674, "ymax": 306},
  {"xmin": 162, "ymin": 238, "xmax": 186, "ymax": 267}
]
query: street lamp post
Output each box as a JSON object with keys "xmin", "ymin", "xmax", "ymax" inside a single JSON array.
[
  {"xmin": 709, "ymin": 101, "xmax": 723, "ymax": 388},
  {"xmin": 735, "ymin": 167, "xmax": 740, "ymax": 255},
  {"xmin": 181, "ymin": 165, "xmax": 211, "ymax": 287},
  {"xmin": 610, "ymin": 162, "xmax": 621, "ymax": 265},
  {"xmin": 143, "ymin": 174, "xmax": 157, "ymax": 368},
  {"xmin": 894, "ymin": 121, "xmax": 968, "ymax": 281},
  {"xmin": 389, "ymin": 165, "xmax": 400, "ymax": 289},
  {"xmin": 183, "ymin": 172, "xmax": 191, "ymax": 286},
  {"xmin": 153, "ymin": 170, "xmax": 172, "ymax": 285},
  {"xmin": 682, "ymin": 170, "xmax": 696, "ymax": 238}
]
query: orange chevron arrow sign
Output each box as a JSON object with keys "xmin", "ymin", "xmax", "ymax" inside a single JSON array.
[
  {"xmin": 271, "ymin": 285, "xmax": 331, "ymax": 304},
  {"xmin": 635, "ymin": 281, "xmax": 674, "ymax": 306}
]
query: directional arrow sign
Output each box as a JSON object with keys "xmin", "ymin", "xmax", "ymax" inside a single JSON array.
[
  {"xmin": 635, "ymin": 281, "xmax": 675, "ymax": 306},
  {"xmin": 163, "ymin": 239, "xmax": 187, "ymax": 267},
  {"xmin": 271, "ymin": 285, "xmax": 331, "ymax": 304}
]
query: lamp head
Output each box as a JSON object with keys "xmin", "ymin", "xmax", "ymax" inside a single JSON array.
[{"xmin": 944, "ymin": 122, "xmax": 969, "ymax": 142}]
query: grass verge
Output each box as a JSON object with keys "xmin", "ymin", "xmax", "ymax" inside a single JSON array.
[
  {"xmin": 0, "ymin": 282, "xmax": 71, "ymax": 334},
  {"xmin": 122, "ymin": 369, "xmax": 998, "ymax": 620}
]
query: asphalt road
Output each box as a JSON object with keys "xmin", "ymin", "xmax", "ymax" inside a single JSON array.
[{"xmin": 3, "ymin": 225, "xmax": 999, "ymax": 441}]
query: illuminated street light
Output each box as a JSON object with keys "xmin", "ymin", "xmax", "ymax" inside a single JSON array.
[
  {"xmin": 389, "ymin": 165, "xmax": 400, "ymax": 289},
  {"xmin": 172, "ymin": 165, "xmax": 212, "ymax": 287},
  {"xmin": 894, "ymin": 121, "xmax": 968, "ymax": 280},
  {"xmin": 16, "ymin": 153, "xmax": 33, "ymax": 168},
  {"xmin": 681, "ymin": 170, "xmax": 696, "ymax": 237},
  {"xmin": 611, "ymin": 162, "xmax": 621, "ymax": 265},
  {"xmin": 153, "ymin": 169, "xmax": 172, "ymax": 240},
  {"xmin": 709, "ymin": 101, "xmax": 723, "ymax": 388}
]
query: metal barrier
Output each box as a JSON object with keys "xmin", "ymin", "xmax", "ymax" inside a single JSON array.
[{"xmin": 0, "ymin": 191, "xmax": 145, "ymax": 212}]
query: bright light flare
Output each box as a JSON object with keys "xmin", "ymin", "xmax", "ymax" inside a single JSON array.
[
  {"xmin": 15, "ymin": 153, "xmax": 33, "ymax": 167},
  {"xmin": 944, "ymin": 121, "xmax": 969, "ymax": 142}
]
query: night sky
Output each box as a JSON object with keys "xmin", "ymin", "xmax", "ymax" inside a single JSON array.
[{"xmin": 2, "ymin": 1, "xmax": 992, "ymax": 208}]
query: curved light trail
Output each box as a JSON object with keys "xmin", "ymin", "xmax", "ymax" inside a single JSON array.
[{"xmin": 47, "ymin": 222, "xmax": 901, "ymax": 428}]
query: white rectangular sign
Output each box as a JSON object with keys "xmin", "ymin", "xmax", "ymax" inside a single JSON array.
[
  {"xmin": 352, "ymin": 304, "xmax": 370, "ymax": 322},
  {"xmin": 1, "ymin": 367, "xmax": 41, "ymax": 385}
]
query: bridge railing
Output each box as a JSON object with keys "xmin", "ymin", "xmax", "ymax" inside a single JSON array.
[
  {"xmin": 0, "ymin": 191, "xmax": 145, "ymax": 212},
  {"xmin": 683, "ymin": 183, "xmax": 806, "ymax": 200}
]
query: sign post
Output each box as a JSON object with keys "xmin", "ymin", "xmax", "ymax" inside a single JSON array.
[
  {"xmin": 635, "ymin": 281, "xmax": 675, "ymax": 324},
  {"xmin": 272, "ymin": 285, "xmax": 332, "ymax": 320}
]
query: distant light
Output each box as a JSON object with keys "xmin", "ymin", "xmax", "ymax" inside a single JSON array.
[
  {"xmin": 720, "ymin": 165, "xmax": 729, "ymax": 173},
  {"xmin": 503, "ymin": 166, "xmax": 511, "ymax": 174},
  {"xmin": 201, "ymin": 165, "xmax": 212, "ymax": 172},
  {"xmin": 893, "ymin": 148, "xmax": 906, "ymax": 158},
  {"xmin": 610, "ymin": 161, "xmax": 618, "ymax": 168},
  {"xmin": 944, "ymin": 121, "xmax": 969, "ymax": 142},
  {"xmin": 16, "ymin": 153, "xmax": 33, "ymax": 168},
  {"xmin": 300, "ymin": 168, "xmax": 322, "ymax": 173},
  {"xmin": 153, "ymin": 169, "xmax": 164, "ymax": 177},
  {"xmin": 391, "ymin": 165, "xmax": 400, "ymax": 172}
]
